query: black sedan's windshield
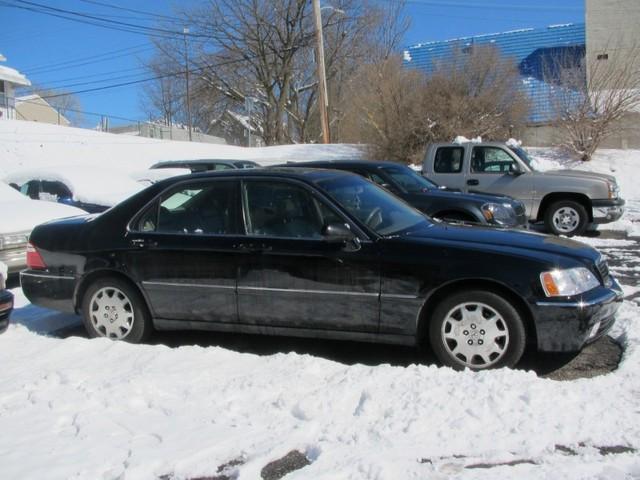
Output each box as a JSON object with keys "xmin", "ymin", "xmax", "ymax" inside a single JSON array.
[
  {"xmin": 380, "ymin": 165, "xmax": 438, "ymax": 193},
  {"xmin": 318, "ymin": 175, "xmax": 429, "ymax": 236}
]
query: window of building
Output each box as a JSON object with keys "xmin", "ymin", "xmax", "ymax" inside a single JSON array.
[{"xmin": 597, "ymin": 53, "xmax": 609, "ymax": 61}]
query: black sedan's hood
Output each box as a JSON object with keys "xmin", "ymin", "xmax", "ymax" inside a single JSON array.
[
  {"xmin": 412, "ymin": 188, "xmax": 516, "ymax": 205},
  {"xmin": 400, "ymin": 223, "xmax": 600, "ymax": 263}
]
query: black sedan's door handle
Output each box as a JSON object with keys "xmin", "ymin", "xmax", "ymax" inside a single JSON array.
[
  {"xmin": 130, "ymin": 238, "xmax": 158, "ymax": 248},
  {"xmin": 467, "ymin": 179, "xmax": 479, "ymax": 186}
]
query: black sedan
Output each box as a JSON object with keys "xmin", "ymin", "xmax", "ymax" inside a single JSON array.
[
  {"xmin": 283, "ymin": 160, "xmax": 527, "ymax": 228},
  {"xmin": 20, "ymin": 169, "xmax": 621, "ymax": 370}
]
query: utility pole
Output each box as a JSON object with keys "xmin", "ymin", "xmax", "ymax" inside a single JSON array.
[
  {"xmin": 312, "ymin": 0, "xmax": 330, "ymax": 143},
  {"xmin": 183, "ymin": 27, "xmax": 193, "ymax": 142}
]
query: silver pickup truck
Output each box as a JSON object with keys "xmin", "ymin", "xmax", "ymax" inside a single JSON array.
[{"xmin": 422, "ymin": 142, "xmax": 625, "ymax": 236}]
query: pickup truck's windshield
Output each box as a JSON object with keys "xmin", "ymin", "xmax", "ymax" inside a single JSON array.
[
  {"xmin": 380, "ymin": 165, "xmax": 438, "ymax": 193},
  {"xmin": 318, "ymin": 175, "xmax": 429, "ymax": 236},
  {"xmin": 512, "ymin": 147, "xmax": 536, "ymax": 171}
]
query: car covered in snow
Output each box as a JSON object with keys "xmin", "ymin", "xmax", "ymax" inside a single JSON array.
[
  {"xmin": 20, "ymin": 169, "xmax": 622, "ymax": 370},
  {"xmin": 130, "ymin": 168, "xmax": 193, "ymax": 186},
  {"xmin": 422, "ymin": 141, "xmax": 625, "ymax": 236},
  {"xmin": 0, "ymin": 261, "xmax": 12, "ymax": 333},
  {"xmin": 0, "ymin": 182, "xmax": 85, "ymax": 274},
  {"xmin": 150, "ymin": 159, "xmax": 260, "ymax": 172},
  {"xmin": 281, "ymin": 160, "xmax": 527, "ymax": 228},
  {"xmin": 5, "ymin": 166, "xmax": 145, "ymax": 213}
]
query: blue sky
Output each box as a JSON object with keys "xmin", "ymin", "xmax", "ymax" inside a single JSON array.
[{"xmin": 0, "ymin": 0, "xmax": 584, "ymax": 127}]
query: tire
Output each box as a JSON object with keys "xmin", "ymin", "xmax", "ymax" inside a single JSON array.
[
  {"xmin": 428, "ymin": 290, "xmax": 526, "ymax": 370},
  {"xmin": 81, "ymin": 277, "xmax": 152, "ymax": 343},
  {"xmin": 544, "ymin": 200, "xmax": 588, "ymax": 236}
]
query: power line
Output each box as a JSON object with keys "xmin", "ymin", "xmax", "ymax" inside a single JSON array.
[
  {"xmin": 404, "ymin": 0, "xmax": 581, "ymax": 12},
  {"xmin": 75, "ymin": 0, "xmax": 176, "ymax": 22},
  {"xmin": 0, "ymin": 0, "xmax": 207, "ymax": 40}
]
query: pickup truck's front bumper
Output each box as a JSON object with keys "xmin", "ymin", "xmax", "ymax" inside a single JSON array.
[
  {"xmin": 592, "ymin": 198, "xmax": 625, "ymax": 224},
  {"xmin": 532, "ymin": 279, "xmax": 623, "ymax": 352}
]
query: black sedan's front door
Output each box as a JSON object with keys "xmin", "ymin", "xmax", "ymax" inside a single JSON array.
[
  {"xmin": 125, "ymin": 179, "xmax": 242, "ymax": 324},
  {"xmin": 236, "ymin": 179, "xmax": 380, "ymax": 333}
]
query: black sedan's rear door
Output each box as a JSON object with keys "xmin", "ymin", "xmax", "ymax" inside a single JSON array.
[{"xmin": 125, "ymin": 179, "xmax": 242, "ymax": 324}]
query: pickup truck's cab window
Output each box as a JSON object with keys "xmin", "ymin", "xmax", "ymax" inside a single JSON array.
[
  {"xmin": 434, "ymin": 147, "xmax": 464, "ymax": 173},
  {"xmin": 471, "ymin": 147, "xmax": 518, "ymax": 173}
]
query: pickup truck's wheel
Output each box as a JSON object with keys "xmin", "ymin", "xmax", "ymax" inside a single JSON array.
[
  {"xmin": 429, "ymin": 290, "xmax": 526, "ymax": 370},
  {"xmin": 544, "ymin": 200, "xmax": 588, "ymax": 236},
  {"xmin": 81, "ymin": 277, "xmax": 152, "ymax": 343}
]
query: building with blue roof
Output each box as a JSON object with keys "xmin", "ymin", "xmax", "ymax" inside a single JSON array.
[{"xmin": 403, "ymin": 23, "xmax": 586, "ymax": 124}]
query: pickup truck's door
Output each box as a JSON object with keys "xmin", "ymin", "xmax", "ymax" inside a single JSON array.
[
  {"xmin": 427, "ymin": 146, "xmax": 468, "ymax": 191},
  {"xmin": 464, "ymin": 146, "xmax": 535, "ymax": 212}
]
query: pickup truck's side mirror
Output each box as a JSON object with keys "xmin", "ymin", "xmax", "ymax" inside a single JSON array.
[
  {"xmin": 508, "ymin": 165, "xmax": 524, "ymax": 176},
  {"xmin": 322, "ymin": 222, "xmax": 356, "ymax": 243}
]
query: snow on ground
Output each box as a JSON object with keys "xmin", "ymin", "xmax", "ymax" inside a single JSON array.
[
  {"xmin": 1, "ymin": 297, "xmax": 639, "ymax": 479},
  {"xmin": 0, "ymin": 119, "xmax": 364, "ymax": 176}
]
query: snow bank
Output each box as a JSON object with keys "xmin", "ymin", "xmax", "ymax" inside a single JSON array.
[
  {"xmin": 0, "ymin": 119, "xmax": 364, "ymax": 177},
  {"xmin": 0, "ymin": 299, "xmax": 639, "ymax": 479}
]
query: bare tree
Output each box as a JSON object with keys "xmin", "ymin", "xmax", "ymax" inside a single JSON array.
[
  {"xmin": 139, "ymin": 56, "xmax": 184, "ymax": 126},
  {"xmin": 144, "ymin": 0, "xmax": 409, "ymax": 145},
  {"xmin": 424, "ymin": 45, "xmax": 530, "ymax": 142},
  {"xmin": 339, "ymin": 56, "xmax": 433, "ymax": 164},
  {"xmin": 339, "ymin": 45, "xmax": 529, "ymax": 163},
  {"xmin": 546, "ymin": 43, "xmax": 640, "ymax": 161}
]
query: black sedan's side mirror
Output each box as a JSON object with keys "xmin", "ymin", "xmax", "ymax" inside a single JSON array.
[{"xmin": 322, "ymin": 222, "xmax": 356, "ymax": 243}]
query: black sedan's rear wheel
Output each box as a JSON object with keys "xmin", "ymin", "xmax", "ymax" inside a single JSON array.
[
  {"xmin": 81, "ymin": 277, "xmax": 152, "ymax": 343},
  {"xmin": 429, "ymin": 290, "xmax": 526, "ymax": 370}
]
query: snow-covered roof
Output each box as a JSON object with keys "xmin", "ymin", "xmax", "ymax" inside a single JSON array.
[
  {"xmin": 0, "ymin": 64, "xmax": 31, "ymax": 87},
  {"xmin": 15, "ymin": 94, "xmax": 42, "ymax": 103},
  {"xmin": 4, "ymin": 166, "xmax": 145, "ymax": 207}
]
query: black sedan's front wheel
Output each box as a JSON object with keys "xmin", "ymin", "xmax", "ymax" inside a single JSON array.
[
  {"xmin": 429, "ymin": 290, "xmax": 526, "ymax": 370},
  {"xmin": 81, "ymin": 277, "xmax": 152, "ymax": 343}
]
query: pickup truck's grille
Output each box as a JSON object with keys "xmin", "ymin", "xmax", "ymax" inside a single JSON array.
[{"xmin": 596, "ymin": 259, "xmax": 610, "ymax": 286}]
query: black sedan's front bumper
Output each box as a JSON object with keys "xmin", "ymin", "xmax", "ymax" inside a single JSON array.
[
  {"xmin": 0, "ymin": 289, "xmax": 14, "ymax": 334},
  {"xmin": 532, "ymin": 279, "xmax": 623, "ymax": 352}
]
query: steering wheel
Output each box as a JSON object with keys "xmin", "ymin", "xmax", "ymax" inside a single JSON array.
[{"xmin": 364, "ymin": 207, "xmax": 383, "ymax": 229}]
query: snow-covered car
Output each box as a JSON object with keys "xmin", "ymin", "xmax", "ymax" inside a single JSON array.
[
  {"xmin": 0, "ymin": 183, "xmax": 85, "ymax": 274},
  {"xmin": 0, "ymin": 261, "xmax": 12, "ymax": 333},
  {"xmin": 5, "ymin": 166, "xmax": 145, "ymax": 213}
]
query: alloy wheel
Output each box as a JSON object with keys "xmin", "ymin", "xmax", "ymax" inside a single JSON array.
[
  {"xmin": 89, "ymin": 287, "xmax": 135, "ymax": 339},
  {"xmin": 552, "ymin": 206, "xmax": 580, "ymax": 234},
  {"xmin": 441, "ymin": 302, "xmax": 510, "ymax": 368}
]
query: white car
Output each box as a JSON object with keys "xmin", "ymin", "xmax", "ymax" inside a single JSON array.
[
  {"xmin": 5, "ymin": 166, "xmax": 145, "ymax": 213},
  {"xmin": 0, "ymin": 183, "xmax": 85, "ymax": 274}
]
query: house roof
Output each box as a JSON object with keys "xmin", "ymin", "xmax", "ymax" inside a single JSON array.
[{"xmin": 0, "ymin": 64, "xmax": 31, "ymax": 87}]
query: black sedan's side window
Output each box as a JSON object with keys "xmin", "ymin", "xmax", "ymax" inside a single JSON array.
[
  {"xmin": 136, "ymin": 181, "xmax": 238, "ymax": 235},
  {"xmin": 242, "ymin": 181, "xmax": 328, "ymax": 239}
]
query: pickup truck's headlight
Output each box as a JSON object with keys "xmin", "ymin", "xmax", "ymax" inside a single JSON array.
[
  {"xmin": 540, "ymin": 267, "xmax": 600, "ymax": 297},
  {"xmin": 481, "ymin": 203, "xmax": 517, "ymax": 226},
  {"xmin": 607, "ymin": 182, "xmax": 620, "ymax": 199}
]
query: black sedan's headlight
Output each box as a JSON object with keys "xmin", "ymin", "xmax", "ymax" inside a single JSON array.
[{"xmin": 481, "ymin": 202, "xmax": 518, "ymax": 226}]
